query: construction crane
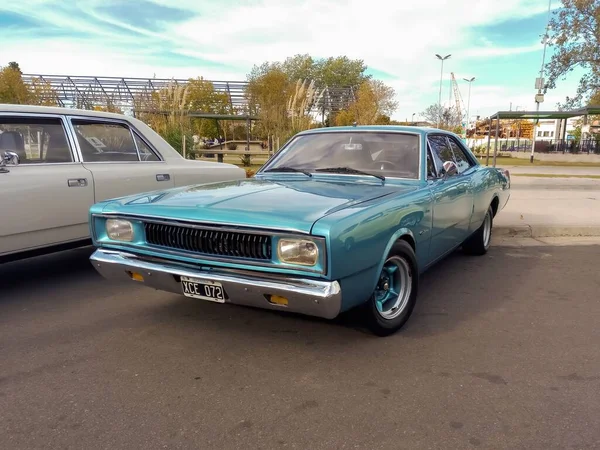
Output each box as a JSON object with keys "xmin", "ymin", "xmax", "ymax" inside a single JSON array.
[{"xmin": 450, "ymin": 73, "xmax": 466, "ymax": 126}]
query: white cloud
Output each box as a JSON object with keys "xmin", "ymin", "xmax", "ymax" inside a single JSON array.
[{"xmin": 0, "ymin": 0, "xmax": 574, "ymax": 120}]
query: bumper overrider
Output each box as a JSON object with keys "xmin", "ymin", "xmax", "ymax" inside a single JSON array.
[{"xmin": 90, "ymin": 249, "xmax": 342, "ymax": 319}]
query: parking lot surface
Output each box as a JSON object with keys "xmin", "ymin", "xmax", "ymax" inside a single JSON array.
[{"xmin": 1, "ymin": 241, "xmax": 599, "ymax": 450}]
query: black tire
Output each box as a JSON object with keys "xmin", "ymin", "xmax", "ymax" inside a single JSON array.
[
  {"xmin": 364, "ymin": 240, "xmax": 419, "ymax": 337},
  {"xmin": 463, "ymin": 205, "xmax": 493, "ymax": 256}
]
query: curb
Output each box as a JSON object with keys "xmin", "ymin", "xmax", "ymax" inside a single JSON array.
[{"xmin": 495, "ymin": 225, "xmax": 600, "ymax": 238}]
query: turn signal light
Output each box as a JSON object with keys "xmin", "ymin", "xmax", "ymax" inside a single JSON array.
[
  {"xmin": 127, "ymin": 271, "xmax": 144, "ymax": 282},
  {"xmin": 267, "ymin": 295, "xmax": 289, "ymax": 306}
]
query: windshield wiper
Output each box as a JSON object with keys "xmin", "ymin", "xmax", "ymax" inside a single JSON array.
[
  {"xmin": 315, "ymin": 167, "xmax": 385, "ymax": 182},
  {"xmin": 263, "ymin": 166, "xmax": 312, "ymax": 177}
]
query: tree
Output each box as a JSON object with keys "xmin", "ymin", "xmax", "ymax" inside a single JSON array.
[
  {"xmin": 281, "ymin": 54, "xmax": 315, "ymax": 84},
  {"xmin": 28, "ymin": 77, "xmax": 60, "ymax": 106},
  {"xmin": 421, "ymin": 104, "xmax": 461, "ymax": 130},
  {"xmin": 313, "ymin": 56, "xmax": 370, "ymax": 90},
  {"xmin": 246, "ymin": 66, "xmax": 292, "ymax": 139},
  {"xmin": 336, "ymin": 79, "xmax": 398, "ymax": 125},
  {"xmin": 0, "ymin": 63, "xmax": 30, "ymax": 104},
  {"xmin": 545, "ymin": 0, "xmax": 600, "ymax": 108},
  {"xmin": 187, "ymin": 77, "xmax": 231, "ymax": 138}
]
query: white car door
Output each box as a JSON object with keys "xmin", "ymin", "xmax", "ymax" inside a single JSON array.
[
  {"xmin": 0, "ymin": 114, "xmax": 95, "ymax": 258},
  {"xmin": 68, "ymin": 117, "xmax": 175, "ymax": 202}
]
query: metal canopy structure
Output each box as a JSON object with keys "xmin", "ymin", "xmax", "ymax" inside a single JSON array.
[
  {"xmin": 21, "ymin": 74, "xmax": 355, "ymax": 116},
  {"xmin": 489, "ymin": 106, "xmax": 600, "ymax": 120},
  {"xmin": 485, "ymin": 106, "xmax": 600, "ymax": 166}
]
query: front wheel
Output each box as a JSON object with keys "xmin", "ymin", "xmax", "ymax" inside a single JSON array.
[{"xmin": 364, "ymin": 240, "xmax": 419, "ymax": 337}]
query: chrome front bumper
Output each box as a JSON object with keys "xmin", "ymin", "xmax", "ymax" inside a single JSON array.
[{"xmin": 90, "ymin": 249, "xmax": 342, "ymax": 319}]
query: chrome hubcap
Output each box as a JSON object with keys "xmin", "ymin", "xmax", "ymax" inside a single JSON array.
[
  {"xmin": 483, "ymin": 212, "xmax": 492, "ymax": 248},
  {"xmin": 374, "ymin": 256, "xmax": 412, "ymax": 320}
]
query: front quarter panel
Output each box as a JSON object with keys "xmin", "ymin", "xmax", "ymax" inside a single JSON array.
[{"xmin": 311, "ymin": 185, "xmax": 433, "ymax": 311}]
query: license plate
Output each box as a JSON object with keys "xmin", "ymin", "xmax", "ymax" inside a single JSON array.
[{"xmin": 180, "ymin": 276, "xmax": 225, "ymax": 303}]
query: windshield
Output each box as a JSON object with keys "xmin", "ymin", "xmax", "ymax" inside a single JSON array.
[{"xmin": 262, "ymin": 131, "xmax": 420, "ymax": 180}]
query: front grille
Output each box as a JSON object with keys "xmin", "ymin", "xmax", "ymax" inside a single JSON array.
[{"xmin": 143, "ymin": 222, "xmax": 272, "ymax": 260}]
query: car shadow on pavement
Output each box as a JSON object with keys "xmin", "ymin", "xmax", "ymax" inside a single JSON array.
[
  {"xmin": 142, "ymin": 246, "xmax": 526, "ymax": 342},
  {"xmin": 0, "ymin": 246, "xmax": 115, "ymax": 303}
]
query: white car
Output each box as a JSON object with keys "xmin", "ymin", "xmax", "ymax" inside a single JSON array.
[{"xmin": 0, "ymin": 104, "xmax": 246, "ymax": 263}]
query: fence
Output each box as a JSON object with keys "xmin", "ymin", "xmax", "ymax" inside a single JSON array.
[{"xmin": 468, "ymin": 138, "xmax": 600, "ymax": 155}]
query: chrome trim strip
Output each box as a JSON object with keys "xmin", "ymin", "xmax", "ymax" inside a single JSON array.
[{"xmin": 90, "ymin": 249, "xmax": 342, "ymax": 319}]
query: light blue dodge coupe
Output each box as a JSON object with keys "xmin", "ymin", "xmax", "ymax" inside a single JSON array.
[{"xmin": 89, "ymin": 126, "xmax": 510, "ymax": 336}]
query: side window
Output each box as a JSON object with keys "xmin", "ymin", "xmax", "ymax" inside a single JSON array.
[
  {"xmin": 0, "ymin": 117, "xmax": 73, "ymax": 164},
  {"xmin": 447, "ymin": 137, "xmax": 474, "ymax": 173},
  {"xmin": 427, "ymin": 135, "xmax": 453, "ymax": 172},
  {"xmin": 133, "ymin": 132, "xmax": 160, "ymax": 162},
  {"xmin": 71, "ymin": 120, "xmax": 139, "ymax": 162}
]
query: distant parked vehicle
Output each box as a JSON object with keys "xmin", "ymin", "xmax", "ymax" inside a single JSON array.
[
  {"xmin": 88, "ymin": 125, "xmax": 510, "ymax": 336},
  {"xmin": 0, "ymin": 104, "xmax": 245, "ymax": 263}
]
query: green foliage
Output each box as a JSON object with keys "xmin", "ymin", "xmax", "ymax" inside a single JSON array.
[
  {"xmin": 0, "ymin": 64, "xmax": 31, "ymax": 104},
  {"xmin": 226, "ymin": 142, "xmax": 238, "ymax": 150},
  {"xmin": 546, "ymin": 0, "xmax": 600, "ymax": 108},
  {"xmin": 162, "ymin": 125, "xmax": 194, "ymax": 156},
  {"xmin": 239, "ymin": 154, "xmax": 252, "ymax": 167}
]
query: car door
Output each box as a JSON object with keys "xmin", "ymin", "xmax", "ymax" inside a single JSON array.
[
  {"xmin": 427, "ymin": 134, "xmax": 475, "ymax": 259},
  {"xmin": 0, "ymin": 114, "xmax": 95, "ymax": 257},
  {"xmin": 68, "ymin": 117, "xmax": 174, "ymax": 202}
]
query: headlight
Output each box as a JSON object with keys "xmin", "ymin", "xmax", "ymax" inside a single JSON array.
[
  {"xmin": 106, "ymin": 219, "xmax": 134, "ymax": 242},
  {"xmin": 277, "ymin": 239, "xmax": 319, "ymax": 266}
]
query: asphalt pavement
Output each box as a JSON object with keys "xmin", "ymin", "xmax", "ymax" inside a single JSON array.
[
  {"xmin": 494, "ymin": 175, "xmax": 600, "ymax": 237},
  {"xmin": 1, "ymin": 239, "xmax": 599, "ymax": 450}
]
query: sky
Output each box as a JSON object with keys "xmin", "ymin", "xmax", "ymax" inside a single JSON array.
[{"xmin": 0, "ymin": 0, "xmax": 583, "ymax": 121}]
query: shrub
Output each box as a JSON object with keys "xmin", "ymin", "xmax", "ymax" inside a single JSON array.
[
  {"xmin": 227, "ymin": 142, "xmax": 238, "ymax": 150},
  {"xmin": 239, "ymin": 154, "xmax": 252, "ymax": 167}
]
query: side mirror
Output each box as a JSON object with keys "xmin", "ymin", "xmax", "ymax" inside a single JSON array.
[
  {"xmin": 442, "ymin": 160, "xmax": 458, "ymax": 179},
  {"xmin": 1, "ymin": 151, "xmax": 20, "ymax": 166}
]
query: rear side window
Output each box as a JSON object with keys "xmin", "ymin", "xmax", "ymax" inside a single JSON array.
[
  {"xmin": 427, "ymin": 135, "xmax": 454, "ymax": 171},
  {"xmin": 0, "ymin": 117, "xmax": 73, "ymax": 164},
  {"xmin": 447, "ymin": 137, "xmax": 474, "ymax": 173},
  {"xmin": 72, "ymin": 120, "xmax": 140, "ymax": 162}
]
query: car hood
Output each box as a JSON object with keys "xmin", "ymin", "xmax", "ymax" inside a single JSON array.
[{"xmin": 100, "ymin": 178, "xmax": 418, "ymax": 233}]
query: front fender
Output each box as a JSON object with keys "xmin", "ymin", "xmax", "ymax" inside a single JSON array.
[{"xmin": 370, "ymin": 228, "xmax": 418, "ymax": 292}]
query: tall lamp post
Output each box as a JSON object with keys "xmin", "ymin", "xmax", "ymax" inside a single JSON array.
[
  {"xmin": 436, "ymin": 54, "xmax": 451, "ymax": 126},
  {"xmin": 412, "ymin": 112, "xmax": 416, "ymax": 124},
  {"xmin": 463, "ymin": 77, "xmax": 475, "ymax": 140},
  {"xmin": 530, "ymin": 0, "xmax": 552, "ymax": 163}
]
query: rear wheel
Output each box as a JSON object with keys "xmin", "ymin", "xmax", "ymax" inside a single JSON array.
[
  {"xmin": 364, "ymin": 240, "xmax": 418, "ymax": 337},
  {"xmin": 463, "ymin": 205, "xmax": 493, "ymax": 255}
]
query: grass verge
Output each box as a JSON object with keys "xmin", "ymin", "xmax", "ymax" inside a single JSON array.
[{"xmin": 476, "ymin": 156, "xmax": 600, "ymax": 168}]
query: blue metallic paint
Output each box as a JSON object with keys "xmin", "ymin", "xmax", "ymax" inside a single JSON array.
[{"xmin": 89, "ymin": 126, "xmax": 510, "ymax": 316}]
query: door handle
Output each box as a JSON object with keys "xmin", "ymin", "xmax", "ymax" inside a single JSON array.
[
  {"xmin": 67, "ymin": 178, "xmax": 88, "ymax": 187},
  {"xmin": 156, "ymin": 173, "xmax": 170, "ymax": 182}
]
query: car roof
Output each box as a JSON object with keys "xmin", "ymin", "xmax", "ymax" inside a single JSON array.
[{"xmin": 0, "ymin": 103, "xmax": 130, "ymax": 120}]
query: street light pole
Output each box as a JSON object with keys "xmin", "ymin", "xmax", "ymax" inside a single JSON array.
[
  {"xmin": 436, "ymin": 54, "xmax": 451, "ymax": 127},
  {"xmin": 412, "ymin": 112, "xmax": 416, "ymax": 124},
  {"xmin": 463, "ymin": 77, "xmax": 475, "ymax": 141},
  {"xmin": 530, "ymin": 0, "xmax": 553, "ymax": 163}
]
